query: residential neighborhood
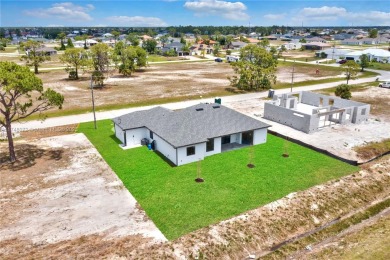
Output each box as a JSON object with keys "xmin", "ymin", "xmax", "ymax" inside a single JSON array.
[{"xmin": 1, "ymin": 1, "xmax": 390, "ymax": 259}]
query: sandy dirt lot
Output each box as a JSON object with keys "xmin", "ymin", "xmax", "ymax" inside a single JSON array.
[
  {"xmin": 0, "ymin": 134, "xmax": 165, "ymax": 258},
  {"xmin": 33, "ymin": 61, "xmax": 342, "ymax": 113},
  {"xmin": 226, "ymin": 85, "xmax": 390, "ymax": 163}
]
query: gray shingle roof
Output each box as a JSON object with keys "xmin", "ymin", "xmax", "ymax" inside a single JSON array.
[{"xmin": 113, "ymin": 104, "xmax": 270, "ymax": 148}]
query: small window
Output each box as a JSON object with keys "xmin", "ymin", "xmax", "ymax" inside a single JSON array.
[
  {"xmin": 150, "ymin": 131, "xmax": 153, "ymax": 139},
  {"xmin": 206, "ymin": 139, "xmax": 214, "ymax": 152},
  {"xmin": 187, "ymin": 146, "xmax": 195, "ymax": 156},
  {"xmin": 329, "ymin": 99, "xmax": 334, "ymax": 106},
  {"xmin": 361, "ymin": 108, "xmax": 366, "ymax": 115}
]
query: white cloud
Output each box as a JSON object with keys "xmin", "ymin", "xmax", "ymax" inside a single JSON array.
[
  {"xmin": 24, "ymin": 2, "xmax": 94, "ymax": 21},
  {"xmin": 263, "ymin": 13, "xmax": 286, "ymax": 20},
  {"xmin": 299, "ymin": 6, "xmax": 347, "ymax": 19},
  {"xmin": 291, "ymin": 6, "xmax": 390, "ymax": 25},
  {"xmin": 105, "ymin": 16, "xmax": 168, "ymax": 27},
  {"xmin": 184, "ymin": 0, "xmax": 249, "ymax": 21},
  {"xmin": 345, "ymin": 11, "xmax": 390, "ymax": 26}
]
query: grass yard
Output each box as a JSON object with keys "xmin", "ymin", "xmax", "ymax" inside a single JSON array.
[{"xmin": 78, "ymin": 120, "xmax": 358, "ymax": 240}]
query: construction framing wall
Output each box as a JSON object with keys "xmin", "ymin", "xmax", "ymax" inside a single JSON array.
[{"xmin": 264, "ymin": 91, "xmax": 370, "ymax": 134}]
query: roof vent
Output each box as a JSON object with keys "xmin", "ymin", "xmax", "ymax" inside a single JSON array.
[
  {"xmin": 212, "ymin": 105, "xmax": 220, "ymax": 109},
  {"xmin": 196, "ymin": 108, "xmax": 204, "ymax": 111}
]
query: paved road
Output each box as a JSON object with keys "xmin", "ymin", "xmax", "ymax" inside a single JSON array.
[{"xmin": 10, "ymin": 68, "xmax": 388, "ymax": 131}]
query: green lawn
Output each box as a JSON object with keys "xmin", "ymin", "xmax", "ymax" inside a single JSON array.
[{"xmin": 77, "ymin": 120, "xmax": 359, "ymax": 240}]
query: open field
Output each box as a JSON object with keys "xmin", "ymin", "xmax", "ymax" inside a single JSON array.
[
  {"xmin": 77, "ymin": 119, "xmax": 358, "ymax": 240},
  {"xmin": 18, "ymin": 60, "xmax": 376, "ymax": 119}
]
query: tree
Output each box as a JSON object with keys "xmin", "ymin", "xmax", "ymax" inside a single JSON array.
[
  {"xmin": 335, "ymin": 84, "xmax": 352, "ymax": 99},
  {"xmin": 0, "ymin": 38, "xmax": 11, "ymax": 48},
  {"xmin": 258, "ymin": 38, "xmax": 269, "ymax": 48},
  {"xmin": 126, "ymin": 33, "xmax": 140, "ymax": 47},
  {"xmin": 229, "ymin": 45, "xmax": 278, "ymax": 91},
  {"xmin": 57, "ymin": 32, "xmax": 66, "ymax": 50},
  {"xmin": 341, "ymin": 60, "xmax": 360, "ymax": 84},
  {"xmin": 0, "ymin": 61, "xmax": 64, "ymax": 162},
  {"xmin": 226, "ymin": 49, "xmax": 232, "ymax": 55},
  {"xmin": 20, "ymin": 40, "xmax": 50, "ymax": 74},
  {"xmin": 60, "ymin": 48, "xmax": 89, "ymax": 79},
  {"xmin": 299, "ymin": 38, "xmax": 307, "ymax": 43},
  {"xmin": 90, "ymin": 43, "xmax": 110, "ymax": 72},
  {"xmin": 193, "ymin": 28, "xmax": 201, "ymax": 37},
  {"xmin": 359, "ymin": 54, "xmax": 370, "ymax": 72},
  {"xmin": 213, "ymin": 44, "xmax": 220, "ymax": 57},
  {"xmin": 278, "ymin": 45, "xmax": 287, "ymax": 58},
  {"xmin": 66, "ymin": 38, "xmax": 74, "ymax": 48},
  {"xmin": 113, "ymin": 43, "xmax": 147, "ymax": 76},
  {"xmin": 368, "ymin": 29, "xmax": 378, "ymax": 38},
  {"xmin": 142, "ymin": 39, "xmax": 157, "ymax": 54},
  {"xmin": 111, "ymin": 30, "xmax": 120, "ymax": 43}
]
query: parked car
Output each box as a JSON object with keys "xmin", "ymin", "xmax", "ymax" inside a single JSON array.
[
  {"xmin": 214, "ymin": 58, "xmax": 223, "ymax": 62},
  {"xmin": 378, "ymin": 81, "xmax": 390, "ymax": 88},
  {"xmin": 338, "ymin": 59, "xmax": 347, "ymax": 64}
]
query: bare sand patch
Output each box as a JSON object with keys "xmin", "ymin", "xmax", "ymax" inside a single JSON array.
[{"xmin": 0, "ymin": 134, "xmax": 166, "ymax": 246}]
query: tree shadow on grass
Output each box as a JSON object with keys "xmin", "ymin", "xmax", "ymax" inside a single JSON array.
[
  {"xmin": 0, "ymin": 144, "xmax": 63, "ymax": 172},
  {"xmin": 224, "ymin": 87, "xmax": 246, "ymax": 94}
]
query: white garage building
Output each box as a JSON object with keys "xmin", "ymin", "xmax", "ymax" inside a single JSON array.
[{"xmin": 112, "ymin": 103, "xmax": 270, "ymax": 166}]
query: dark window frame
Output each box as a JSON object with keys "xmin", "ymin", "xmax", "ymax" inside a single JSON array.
[
  {"xmin": 150, "ymin": 131, "xmax": 153, "ymax": 139},
  {"xmin": 206, "ymin": 138, "xmax": 214, "ymax": 152},
  {"xmin": 187, "ymin": 146, "xmax": 195, "ymax": 156}
]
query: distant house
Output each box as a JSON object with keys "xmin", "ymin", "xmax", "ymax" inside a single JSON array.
[
  {"xmin": 228, "ymin": 41, "xmax": 247, "ymax": 49},
  {"xmin": 305, "ymin": 37, "xmax": 327, "ymax": 43},
  {"xmin": 345, "ymin": 48, "xmax": 390, "ymax": 63},
  {"xmin": 341, "ymin": 39, "xmax": 363, "ymax": 45},
  {"xmin": 361, "ymin": 38, "xmax": 389, "ymax": 45},
  {"xmin": 161, "ymin": 42, "xmax": 187, "ymax": 56},
  {"xmin": 316, "ymin": 48, "xmax": 351, "ymax": 60},
  {"xmin": 190, "ymin": 43, "xmax": 212, "ymax": 55},
  {"xmin": 74, "ymin": 39, "xmax": 98, "ymax": 48},
  {"xmin": 29, "ymin": 47, "xmax": 57, "ymax": 56},
  {"xmin": 333, "ymin": 33, "xmax": 355, "ymax": 41},
  {"xmin": 282, "ymin": 42, "xmax": 302, "ymax": 50},
  {"xmin": 112, "ymin": 103, "xmax": 270, "ymax": 166},
  {"xmin": 302, "ymin": 42, "xmax": 331, "ymax": 50}
]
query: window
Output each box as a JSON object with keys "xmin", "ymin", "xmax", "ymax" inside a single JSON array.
[
  {"xmin": 361, "ymin": 108, "xmax": 366, "ymax": 115},
  {"xmin": 150, "ymin": 131, "xmax": 153, "ymax": 139},
  {"xmin": 187, "ymin": 146, "xmax": 195, "ymax": 156},
  {"xmin": 206, "ymin": 139, "xmax": 214, "ymax": 152},
  {"xmin": 329, "ymin": 99, "xmax": 334, "ymax": 106}
]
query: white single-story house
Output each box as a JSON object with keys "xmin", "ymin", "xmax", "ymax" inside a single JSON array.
[
  {"xmin": 345, "ymin": 48, "xmax": 390, "ymax": 63},
  {"xmin": 112, "ymin": 103, "xmax": 271, "ymax": 166}
]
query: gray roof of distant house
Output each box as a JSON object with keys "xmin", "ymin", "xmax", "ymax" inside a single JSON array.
[{"xmin": 113, "ymin": 104, "xmax": 270, "ymax": 148}]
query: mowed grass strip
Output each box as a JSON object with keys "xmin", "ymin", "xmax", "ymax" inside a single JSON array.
[{"xmin": 78, "ymin": 120, "xmax": 359, "ymax": 240}]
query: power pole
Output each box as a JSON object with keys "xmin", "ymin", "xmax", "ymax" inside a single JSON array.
[
  {"xmin": 90, "ymin": 76, "xmax": 97, "ymax": 129},
  {"xmin": 290, "ymin": 60, "xmax": 295, "ymax": 92}
]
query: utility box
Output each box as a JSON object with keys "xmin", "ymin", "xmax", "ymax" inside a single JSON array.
[{"xmin": 268, "ymin": 89, "xmax": 275, "ymax": 98}]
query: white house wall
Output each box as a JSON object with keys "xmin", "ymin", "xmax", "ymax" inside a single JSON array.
[
  {"xmin": 177, "ymin": 143, "xmax": 206, "ymax": 166},
  {"xmin": 205, "ymin": 137, "xmax": 221, "ymax": 157},
  {"xmin": 114, "ymin": 124, "xmax": 125, "ymax": 144},
  {"xmin": 253, "ymin": 129, "xmax": 267, "ymax": 145},
  {"xmin": 152, "ymin": 133, "xmax": 177, "ymax": 165},
  {"xmin": 125, "ymin": 128, "xmax": 148, "ymax": 146}
]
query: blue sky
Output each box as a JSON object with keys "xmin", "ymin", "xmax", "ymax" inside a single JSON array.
[{"xmin": 1, "ymin": 0, "xmax": 390, "ymax": 27}]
